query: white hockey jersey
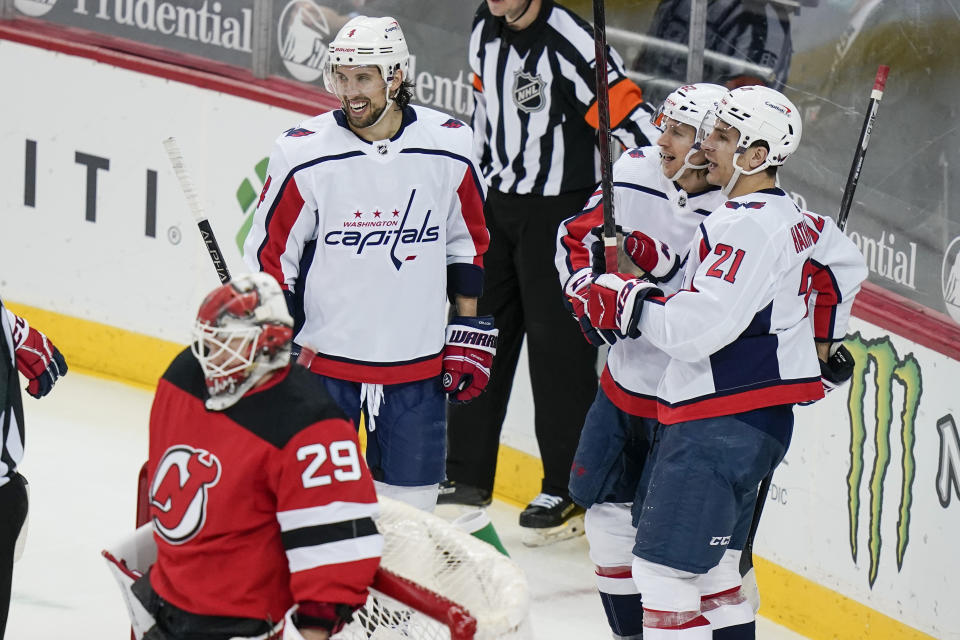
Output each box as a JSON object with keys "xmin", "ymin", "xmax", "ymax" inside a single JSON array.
[
  {"xmin": 556, "ymin": 146, "xmax": 725, "ymax": 418},
  {"xmin": 243, "ymin": 106, "xmax": 489, "ymax": 385},
  {"xmin": 639, "ymin": 188, "xmax": 833, "ymax": 423},
  {"xmin": 800, "ymin": 211, "xmax": 868, "ymax": 345}
]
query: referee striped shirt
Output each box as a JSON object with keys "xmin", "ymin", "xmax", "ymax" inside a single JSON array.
[
  {"xmin": 0, "ymin": 299, "xmax": 25, "ymax": 488},
  {"xmin": 470, "ymin": 0, "xmax": 661, "ymax": 196}
]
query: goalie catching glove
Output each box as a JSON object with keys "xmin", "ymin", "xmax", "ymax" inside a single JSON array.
[
  {"xmin": 442, "ymin": 316, "xmax": 498, "ymax": 403},
  {"xmin": 587, "ymin": 274, "xmax": 662, "ymax": 339},
  {"xmin": 8, "ymin": 311, "xmax": 68, "ymax": 398}
]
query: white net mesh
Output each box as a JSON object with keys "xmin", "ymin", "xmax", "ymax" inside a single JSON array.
[{"xmin": 335, "ymin": 497, "xmax": 532, "ymax": 640}]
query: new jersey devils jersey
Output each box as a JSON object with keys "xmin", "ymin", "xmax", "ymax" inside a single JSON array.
[
  {"xmin": 639, "ymin": 188, "xmax": 829, "ymax": 422},
  {"xmin": 147, "ymin": 350, "xmax": 382, "ymax": 623},
  {"xmin": 556, "ymin": 146, "xmax": 725, "ymax": 418},
  {"xmin": 243, "ymin": 106, "xmax": 488, "ymax": 385}
]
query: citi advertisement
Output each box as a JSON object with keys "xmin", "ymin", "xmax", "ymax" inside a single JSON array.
[
  {"xmin": 757, "ymin": 319, "xmax": 960, "ymax": 639},
  {"xmin": 0, "ymin": 40, "xmax": 301, "ymax": 342}
]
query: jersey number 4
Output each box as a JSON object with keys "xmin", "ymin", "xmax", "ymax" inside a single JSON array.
[
  {"xmin": 705, "ymin": 243, "xmax": 746, "ymax": 283},
  {"xmin": 297, "ymin": 441, "xmax": 362, "ymax": 488}
]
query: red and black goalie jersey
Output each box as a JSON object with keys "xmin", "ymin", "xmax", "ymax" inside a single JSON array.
[{"xmin": 146, "ymin": 349, "xmax": 382, "ymax": 622}]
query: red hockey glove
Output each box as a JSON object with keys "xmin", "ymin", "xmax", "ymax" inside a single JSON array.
[
  {"xmin": 10, "ymin": 313, "xmax": 68, "ymax": 398},
  {"xmin": 587, "ymin": 274, "xmax": 662, "ymax": 339},
  {"xmin": 622, "ymin": 230, "xmax": 680, "ymax": 282},
  {"xmin": 563, "ymin": 268, "xmax": 616, "ymax": 346},
  {"xmin": 442, "ymin": 316, "xmax": 498, "ymax": 403}
]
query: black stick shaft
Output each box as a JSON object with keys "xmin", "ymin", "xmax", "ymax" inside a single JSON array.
[
  {"xmin": 837, "ymin": 65, "xmax": 889, "ymax": 231},
  {"xmin": 592, "ymin": 0, "xmax": 617, "ymax": 273},
  {"xmin": 197, "ymin": 219, "xmax": 231, "ymax": 284}
]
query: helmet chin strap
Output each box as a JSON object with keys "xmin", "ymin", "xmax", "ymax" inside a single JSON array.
[
  {"xmin": 667, "ymin": 145, "xmax": 708, "ymax": 182},
  {"xmin": 722, "ymin": 151, "xmax": 769, "ymax": 196}
]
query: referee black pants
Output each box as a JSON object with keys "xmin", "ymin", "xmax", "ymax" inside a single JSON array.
[
  {"xmin": 0, "ymin": 473, "xmax": 28, "ymax": 639},
  {"xmin": 447, "ymin": 187, "xmax": 598, "ymax": 499}
]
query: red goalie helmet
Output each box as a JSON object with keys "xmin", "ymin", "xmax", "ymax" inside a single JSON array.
[{"xmin": 190, "ymin": 273, "xmax": 293, "ymax": 410}]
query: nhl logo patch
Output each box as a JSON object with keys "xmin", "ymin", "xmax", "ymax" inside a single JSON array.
[{"xmin": 513, "ymin": 70, "xmax": 546, "ymax": 113}]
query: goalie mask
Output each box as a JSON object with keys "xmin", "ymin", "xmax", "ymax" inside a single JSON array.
[
  {"xmin": 191, "ymin": 273, "xmax": 293, "ymax": 410},
  {"xmin": 323, "ymin": 15, "xmax": 409, "ymax": 129},
  {"xmin": 653, "ymin": 83, "xmax": 726, "ymax": 181},
  {"xmin": 698, "ymin": 85, "xmax": 802, "ymax": 194}
]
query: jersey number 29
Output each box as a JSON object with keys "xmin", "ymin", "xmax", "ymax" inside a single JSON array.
[{"xmin": 297, "ymin": 441, "xmax": 362, "ymax": 488}]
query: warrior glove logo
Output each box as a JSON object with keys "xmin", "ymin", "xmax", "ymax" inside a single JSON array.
[
  {"xmin": 513, "ymin": 70, "xmax": 546, "ymax": 113},
  {"xmin": 150, "ymin": 446, "xmax": 222, "ymax": 545}
]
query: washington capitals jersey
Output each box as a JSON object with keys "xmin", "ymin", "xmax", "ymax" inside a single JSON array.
[
  {"xmin": 556, "ymin": 146, "xmax": 725, "ymax": 418},
  {"xmin": 639, "ymin": 188, "xmax": 830, "ymax": 423},
  {"xmin": 800, "ymin": 211, "xmax": 868, "ymax": 344},
  {"xmin": 470, "ymin": 0, "xmax": 661, "ymax": 196},
  {"xmin": 147, "ymin": 350, "xmax": 382, "ymax": 623},
  {"xmin": 243, "ymin": 105, "xmax": 488, "ymax": 385}
]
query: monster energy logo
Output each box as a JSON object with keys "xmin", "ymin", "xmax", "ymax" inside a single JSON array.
[{"xmin": 845, "ymin": 332, "xmax": 922, "ymax": 587}]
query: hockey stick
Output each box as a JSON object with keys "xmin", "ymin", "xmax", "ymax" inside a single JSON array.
[
  {"xmin": 837, "ymin": 65, "xmax": 890, "ymax": 232},
  {"xmin": 739, "ymin": 65, "xmax": 890, "ymax": 579},
  {"xmin": 162, "ymin": 137, "xmax": 232, "ymax": 284},
  {"xmin": 592, "ymin": 0, "xmax": 617, "ymax": 274}
]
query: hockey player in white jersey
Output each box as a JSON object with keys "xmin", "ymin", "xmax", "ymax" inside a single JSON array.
[
  {"xmin": 557, "ymin": 83, "xmax": 727, "ymax": 640},
  {"xmin": 581, "ymin": 85, "xmax": 867, "ymax": 639},
  {"xmin": 243, "ymin": 16, "xmax": 493, "ymax": 513}
]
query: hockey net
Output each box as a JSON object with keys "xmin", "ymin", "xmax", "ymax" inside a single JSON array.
[
  {"xmin": 334, "ymin": 497, "xmax": 531, "ymax": 640},
  {"xmin": 133, "ymin": 466, "xmax": 531, "ymax": 640}
]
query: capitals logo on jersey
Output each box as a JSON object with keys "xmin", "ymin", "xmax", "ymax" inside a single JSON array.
[
  {"xmin": 324, "ymin": 188, "xmax": 440, "ymax": 270},
  {"xmin": 150, "ymin": 445, "xmax": 222, "ymax": 545},
  {"xmin": 284, "ymin": 127, "xmax": 316, "ymax": 138}
]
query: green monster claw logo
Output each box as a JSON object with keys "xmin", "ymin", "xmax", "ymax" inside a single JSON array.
[
  {"xmin": 234, "ymin": 157, "xmax": 270, "ymax": 251},
  {"xmin": 845, "ymin": 332, "xmax": 922, "ymax": 587}
]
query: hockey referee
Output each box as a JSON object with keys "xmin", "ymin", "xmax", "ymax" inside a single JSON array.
[
  {"xmin": 1, "ymin": 297, "xmax": 67, "ymax": 637},
  {"xmin": 441, "ymin": 0, "xmax": 661, "ymax": 537}
]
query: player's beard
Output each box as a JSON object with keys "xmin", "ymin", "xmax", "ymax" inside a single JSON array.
[{"xmin": 342, "ymin": 96, "xmax": 388, "ymax": 130}]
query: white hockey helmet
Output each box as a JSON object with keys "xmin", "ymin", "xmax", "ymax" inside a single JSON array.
[
  {"xmin": 191, "ymin": 273, "xmax": 293, "ymax": 411},
  {"xmin": 653, "ymin": 83, "xmax": 727, "ymax": 131},
  {"xmin": 654, "ymin": 83, "xmax": 727, "ymax": 180},
  {"xmin": 700, "ymin": 85, "xmax": 802, "ymax": 193},
  {"xmin": 323, "ymin": 15, "xmax": 410, "ymax": 95}
]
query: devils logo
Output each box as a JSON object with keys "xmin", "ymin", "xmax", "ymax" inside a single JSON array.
[
  {"xmin": 513, "ymin": 70, "xmax": 546, "ymax": 113},
  {"xmin": 150, "ymin": 445, "xmax": 222, "ymax": 545}
]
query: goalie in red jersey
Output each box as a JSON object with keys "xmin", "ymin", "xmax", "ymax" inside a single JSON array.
[{"xmin": 110, "ymin": 272, "xmax": 382, "ymax": 640}]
